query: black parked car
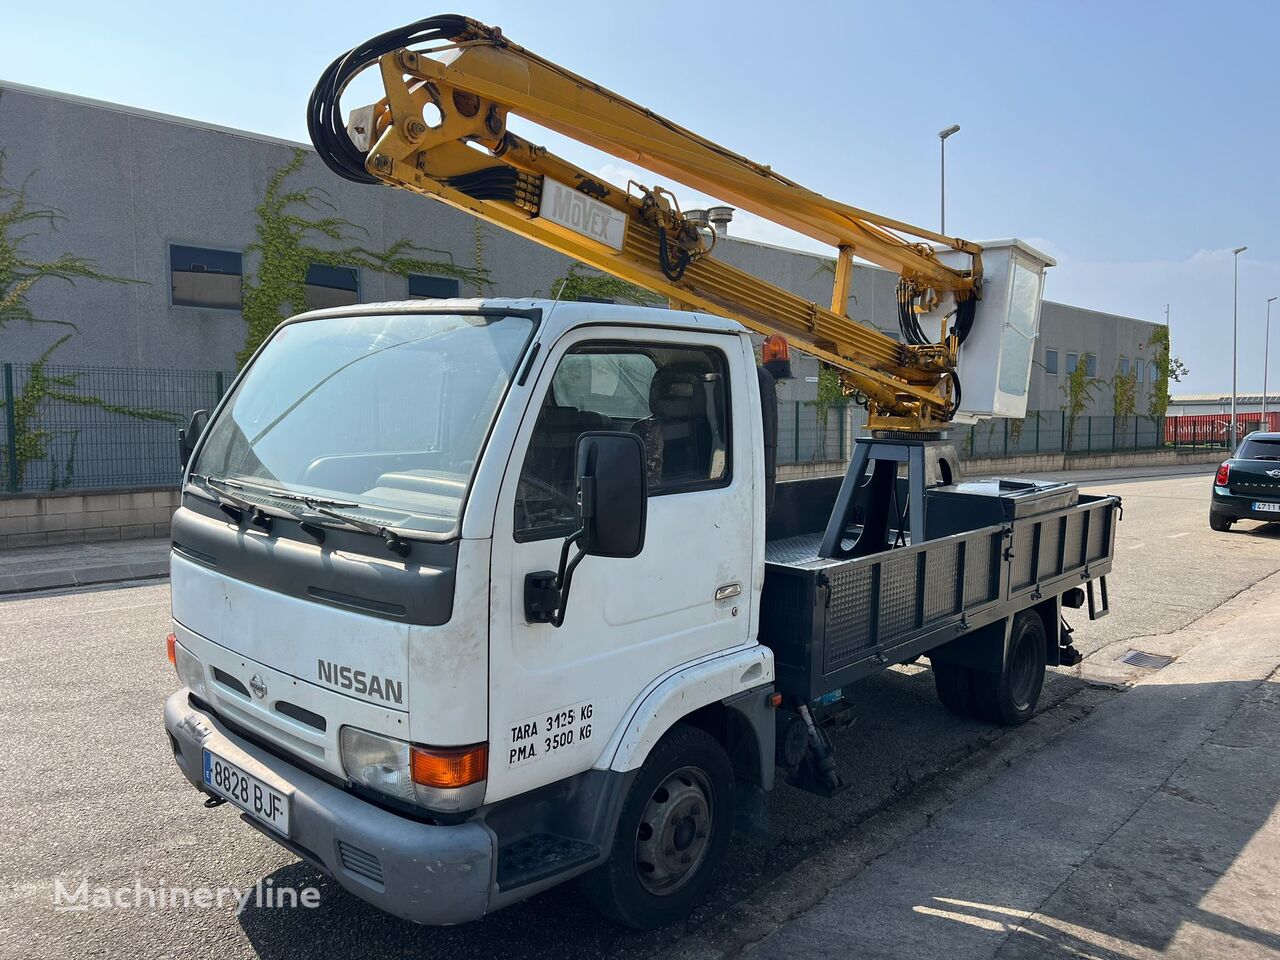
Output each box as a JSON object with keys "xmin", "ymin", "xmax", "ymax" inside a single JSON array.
[{"xmin": 1210, "ymin": 431, "xmax": 1280, "ymax": 531}]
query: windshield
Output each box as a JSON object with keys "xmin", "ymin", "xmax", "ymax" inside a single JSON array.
[
  {"xmin": 192, "ymin": 311, "xmax": 535, "ymax": 535},
  {"xmin": 1238, "ymin": 436, "xmax": 1280, "ymax": 461}
]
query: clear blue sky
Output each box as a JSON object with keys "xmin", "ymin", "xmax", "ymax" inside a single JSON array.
[{"xmin": 4, "ymin": 0, "xmax": 1277, "ymax": 394}]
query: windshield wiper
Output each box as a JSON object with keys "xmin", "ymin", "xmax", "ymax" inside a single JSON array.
[
  {"xmin": 189, "ymin": 474, "xmax": 273, "ymax": 531},
  {"xmin": 232, "ymin": 480, "xmax": 359, "ymax": 509},
  {"xmin": 306, "ymin": 503, "xmax": 411, "ymax": 558}
]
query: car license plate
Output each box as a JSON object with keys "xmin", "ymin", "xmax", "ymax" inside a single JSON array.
[
  {"xmin": 1253, "ymin": 501, "xmax": 1280, "ymax": 513},
  {"xmin": 203, "ymin": 749, "xmax": 291, "ymax": 836}
]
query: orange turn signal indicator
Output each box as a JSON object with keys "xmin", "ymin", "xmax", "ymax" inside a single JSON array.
[
  {"xmin": 411, "ymin": 743, "xmax": 488, "ymax": 789},
  {"xmin": 166, "ymin": 632, "xmax": 177, "ymax": 666}
]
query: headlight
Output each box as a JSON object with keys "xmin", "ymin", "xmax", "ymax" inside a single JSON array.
[
  {"xmin": 340, "ymin": 726, "xmax": 487, "ymax": 813},
  {"xmin": 172, "ymin": 639, "xmax": 209, "ymax": 702},
  {"xmin": 339, "ymin": 727, "xmax": 417, "ymax": 803}
]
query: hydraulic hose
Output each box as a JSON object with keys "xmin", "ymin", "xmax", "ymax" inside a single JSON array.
[{"xmin": 307, "ymin": 15, "xmax": 472, "ymax": 184}]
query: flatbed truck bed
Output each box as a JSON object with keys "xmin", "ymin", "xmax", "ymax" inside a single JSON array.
[{"xmin": 760, "ymin": 473, "xmax": 1119, "ymax": 706}]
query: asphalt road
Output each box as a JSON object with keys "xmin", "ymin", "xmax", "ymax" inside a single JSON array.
[{"xmin": 2, "ymin": 470, "xmax": 1277, "ymax": 960}]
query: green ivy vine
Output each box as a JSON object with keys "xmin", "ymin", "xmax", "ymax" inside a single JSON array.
[
  {"xmin": 549, "ymin": 262, "xmax": 663, "ymax": 305},
  {"xmin": 238, "ymin": 149, "xmax": 491, "ymax": 366},
  {"xmin": 0, "ymin": 144, "xmax": 165, "ymax": 489}
]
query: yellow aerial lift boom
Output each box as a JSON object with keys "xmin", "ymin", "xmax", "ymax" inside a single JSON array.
[{"xmin": 308, "ymin": 14, "xmax": 986, "ymax": 431}]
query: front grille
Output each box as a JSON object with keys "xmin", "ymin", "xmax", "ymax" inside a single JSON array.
[
  {"xmin": 275, "ymin": 700, "xmax": 327, "ymax": 732},
  {"xmin": 211, "ymin": 667, "xmax": 250, "ymax": 698},
  {"xmin": 338, "ymin": 841, "xmax": 385, "ymax": 887}
]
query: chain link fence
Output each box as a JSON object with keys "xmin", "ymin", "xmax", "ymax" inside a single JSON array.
[{"xmin": 0, "ymin": 363, "xmax": 231, "ymax": 494}]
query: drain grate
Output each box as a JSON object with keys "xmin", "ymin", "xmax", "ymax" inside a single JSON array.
[{"xmin": 1121, "ymin": 649, "xmax": 1175, "ymax": 669}]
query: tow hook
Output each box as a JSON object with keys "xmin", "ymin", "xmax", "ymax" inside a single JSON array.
[{"xmin": 203, "ymin": 793, "xmax": 227, "ymax": 808}]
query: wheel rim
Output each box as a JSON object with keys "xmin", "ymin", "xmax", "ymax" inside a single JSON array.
[
  {"xmin": 634, "ymin": 765, "xmax": 714, "ymax": 896},
  {"xmin": 1009, "ymin": 630, "xmax": 1038, "ymax": 711}
]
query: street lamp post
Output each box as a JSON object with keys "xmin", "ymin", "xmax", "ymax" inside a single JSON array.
[
  {"xmin": 1265, "ymin": 296, "xmax": 1278, "ymax": 422},
  {"xmin": 938, "ymin": 124, "xmax": 960, "ymax": 235},
  {"xmin": 1231, "ymin": 246, "xmax": 1247, "ymax": 448}
]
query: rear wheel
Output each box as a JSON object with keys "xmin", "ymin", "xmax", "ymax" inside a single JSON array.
[
  {"xmin": 972, "ymin": 610, "xmax": 1047, "ymax": 726},
  {"xmin": 1209, "ymin": 513, "xmax": 1233, "ymax": 532},
  {"xmin": 933, "ymin": 662, "xmax": 976, "ymax": 717},
  {"xmin": 579, "ymin": 724, "xmax": 733, "ymax": 929}
]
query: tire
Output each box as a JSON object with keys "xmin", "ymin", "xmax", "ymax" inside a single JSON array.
[
  {"xmin": 579, "ymin": 724, "xmax": 733, "ymax": 929},
  {"xmin": 933, "ymin": 662, "xmax": 976, "ymax": 717},
  {"xmin": 1209, "ymin": 513, "xmax": 1233, "ymax": 532},
  {"xmin": 972, "ymin": 610, "xmax": 1047, "ymax": 726}
]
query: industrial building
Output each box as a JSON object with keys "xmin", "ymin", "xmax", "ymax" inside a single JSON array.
[
  {"xmin": 1167, "ymin": 393, "xmax": 1280, "ymax": 417},
  {"xmin": 1, "ymin": 80, "xmax": 1163, "ymax": 422}
]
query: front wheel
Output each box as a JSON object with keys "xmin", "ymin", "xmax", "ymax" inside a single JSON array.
[{"xmin": 579, "ymin": 724, "xmax": 733, "ymax": 929}]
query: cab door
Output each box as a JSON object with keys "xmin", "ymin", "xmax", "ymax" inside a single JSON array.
[{"xmin": 486, "ymin": 326, "xmax": 756, "ymax": 803}]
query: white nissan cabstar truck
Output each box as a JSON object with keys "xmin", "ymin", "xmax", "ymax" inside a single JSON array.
[{"xmin": 164, "ymin": 297, "xmax": 1118, "ymax": 928}]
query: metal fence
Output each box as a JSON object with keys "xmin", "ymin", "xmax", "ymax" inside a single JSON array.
[
  {"xmin": 777, "ymin": 401, "xmax": 857, "ymax": 466},
  {"xmin": 957, "ymin": 412, "xmax": 1260, "ymax": 459},
  {"xmin": 958, "ymin": 413, "xmax": 1160, "ymax": 458},
  {"xmin": 0, "ymin": 363, "xmax": 230, "ymax": 494},
  {"xmin": 0, "ymin": 356, "xmax": 1257, "ymax": 496}
]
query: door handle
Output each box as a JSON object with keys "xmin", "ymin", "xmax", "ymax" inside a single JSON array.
[{"xmin": 715, "ymin": 582, "xmax": 742, "ymax": 602}]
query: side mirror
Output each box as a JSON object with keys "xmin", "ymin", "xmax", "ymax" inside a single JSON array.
[
  {"xmin": 575, "ymin": 431, "xmax": 647, "ymax": 558},
  {"xmin": 178, "ymin": 409, "xmax": 210, "ymax": 468},
  {"xmin": 524, "ymin": 431, "xmax": 648, "ymax": 627}
]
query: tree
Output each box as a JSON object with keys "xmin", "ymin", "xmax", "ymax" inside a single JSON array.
[
  {"xmin": 1061, "ymin": 354, "xmax": 1101, "ymax": 453},
  {"xmin": 0, "ymin": 149, "xmax": 166, "ymax": 489},
  {"xmin": 1110, "ymin": 367, "xmax": 1137, "ymax": 444},
  {"xmin": 804, "ymin": 363, "xmax": 847, "ymax": 461},
  {"xmin": 239, "ymin": 149, "xmax": 490, "ymax": 366},
  {"xmin": 1147, "ymin": 325, "xmax": 1188, "ymax": 419},
  {"xmin": 549, "ymin": 262, "xmax": 663, "ymax": 305}
]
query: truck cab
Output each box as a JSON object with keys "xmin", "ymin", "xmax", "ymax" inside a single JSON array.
[
  {"xmin": 165, "ymin": 298, "xmax": 777, "ymax": 928},
  {"xmin": 164, "ymin": 295, "xmax": 1118, "ymax": 929}
]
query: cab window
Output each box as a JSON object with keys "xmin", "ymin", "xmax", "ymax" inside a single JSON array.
[{"xmin": 515, "ymin": 343, "xmax": 730, "ymax": 539}]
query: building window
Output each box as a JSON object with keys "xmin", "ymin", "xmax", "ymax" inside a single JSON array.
[
  {"xmin": 515, "ymin": 343, "xmax": 730, "ymax": 540},
  {"xmin": 1119, "ymin": 357, "xmax": 1130, "ymax": 376},
  {"xmin": 1084, "ymin": 354, "xmax": 1097, "ymax": 378},
  {"xmin": 170, "ymin": 244, "xmax": 242, "ymax": 309},
  {"xmin": 1044, "ymin": 349, "xmax": 1058, "ymax": 375},
  {"xmin": 407, "ymin": 274, "xmax": 461, "ymax": 299},
  {"xmin": 304, "ymin": 264, "xmax": 359, "ymax": 310},
  {"xmin": 1136, "ymin": 360, "xmax": 1145, "ymax": 383},
  {"xmin": 1148, "ymin": 361, "xmax": 1159, "ymax": 383},
  {"xmin": 1066, "ymin": 352, "xmax": 1079, "ymax": 375}
]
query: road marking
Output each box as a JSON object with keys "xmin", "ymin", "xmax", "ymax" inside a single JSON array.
[{"xmin": 1167, "ymin": 532, "xmax": 1191, "ymax": 539}]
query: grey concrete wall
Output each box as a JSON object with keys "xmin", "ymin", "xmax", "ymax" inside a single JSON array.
[
  {"xmin": 960, "ymin": 447, "xmax": 1224, "ymax": 476},
  {"xmin": 1031, "ymin": 302, "xmax": 1163, "ymax": 417},
  {"xmin": 0, "ymin": 488, "xmax": 179, "ymax": 549},
  {"xmin": 0, "ymin": 83, "xmax": 575, "ymax": 373}
]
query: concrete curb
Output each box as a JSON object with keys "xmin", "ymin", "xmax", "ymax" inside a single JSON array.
[{"xmin": 0, "ymin": 560, "xmax": 169, "ymax": 596}]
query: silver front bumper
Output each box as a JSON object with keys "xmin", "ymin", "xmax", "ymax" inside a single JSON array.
[{"xmin": 164, "ymin": 690, "xmax": 495, "ymax": 925}]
